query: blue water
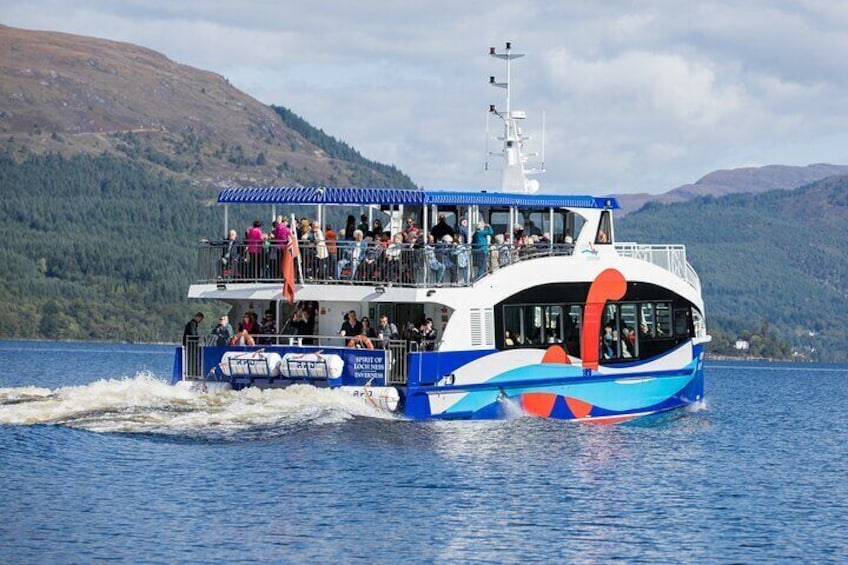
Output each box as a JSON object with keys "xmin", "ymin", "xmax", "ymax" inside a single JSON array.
[{"xmin": 1, "ymin": 341, "xmax": 846, "ymax": 563}]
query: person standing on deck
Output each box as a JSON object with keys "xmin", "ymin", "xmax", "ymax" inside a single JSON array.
[
  {"xmin": 246, "ymin": 220, "xmax": 264, "ymax": 279},
  {"xmin": 471, "ymin": 221, "xmax": 494, "ymax": 280},
  {"xmin": 182, "ymin": 312, "xmax": 205, "ymax": 377}
]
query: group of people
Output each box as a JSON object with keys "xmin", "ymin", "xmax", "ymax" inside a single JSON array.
[
  {"xmin": 182, "ymin": 309, "xmax": 283, "ymax": 349},
  {"xmin": 183, "ymin": 303, "xmax": 437, "ymax": 352},
  {"xmin": 337, "ymin": 310, "xmax": 435, "ymax": 351},
  {"xmin": 602, "ymin": 324, "xmax": 637, "ymax": 359},
  {"xmin": 214, "ymin": 213, "xmax": 574, "ymax": 285}
]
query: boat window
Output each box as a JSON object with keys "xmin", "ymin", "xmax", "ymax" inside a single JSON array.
[
  {"xmin": 674, "ymin": 309, "xmax": 691, "ymax": 338},
  {"xmin": 619, "ymin": 303, "xmax": 638, "ymax": 358},
  {"xmin": 543, "ymin": 305, "xmax": 564, "ymax": 344},
  {"xmin": 525, "ymin": 305, "xmax": 544, "ymax": 345},
  {"xmin": 502, "ymin": 304, "xmax": 567, "ymax": 348},
  {"xmin": 488, "ymin": 211, "xmax": 510, "ymax": 237},
  {"xmin": 655, "ymin": 302, "xmax": 672, "ymax": 337},
  {"xmin": 521, "ymin": 212, "xmax": 546, "ymax": 236},
  {"xmin": 564, "ymin": 305, "xmax": 582, "ymax": 356},
  {"xmin": 601, "ymin": 304, "xmax": 620, "ymax": 359},
  {"xmin": 503, "ymin": 305, "xmax": 524, "ymax": 346},
  {"xmin": 639, "ymin": 303, "xmax": 655, "ymax": 337},
  {"xmin": 596, "ymin": 210, "xmax": 612, "ymax": 244}
]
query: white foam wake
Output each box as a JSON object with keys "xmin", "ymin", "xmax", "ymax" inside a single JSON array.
[{"xmin": 0, "ymin": 372, "xmax": 396, "ymax": 437}]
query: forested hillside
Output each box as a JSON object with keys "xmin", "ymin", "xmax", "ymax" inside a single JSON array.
[
  {"xmin": 617, "ymin": 176, "xmax": 848, "ymax": 361},
  {"xmin": 0, "ymin": 151, "xmax": 218, "ymax": 341},
  {"xmin": 0, "ymin": 26, "xmax": 421, "ymax": 343}
]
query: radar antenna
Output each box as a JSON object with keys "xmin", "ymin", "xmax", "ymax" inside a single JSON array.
[{"xmin": 486, "ymin": 42, "xmax": 545, "ymax": 194}]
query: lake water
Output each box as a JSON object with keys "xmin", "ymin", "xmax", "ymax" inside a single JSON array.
[{"xmin": 1, "ymin": 341, "xmax": 845, "ymax": 563}]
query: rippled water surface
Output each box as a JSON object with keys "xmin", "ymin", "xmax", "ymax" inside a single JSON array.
[{"xmin": 1, "ymin": 341, "xmax": 846, "ymax": 563}]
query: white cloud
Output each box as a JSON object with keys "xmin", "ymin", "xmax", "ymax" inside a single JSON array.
[{"xmin": 4, "ymin": 0, "xmax": 848, "ymax": 193}]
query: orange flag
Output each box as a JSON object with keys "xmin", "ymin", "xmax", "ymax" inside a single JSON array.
[{"xmin": 282, "ymin": 236, "xmax": 299, "ymax": 305}]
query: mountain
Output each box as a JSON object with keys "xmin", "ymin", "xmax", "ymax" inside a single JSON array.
[
  {"xmin": 612, "ymin": 164, "xmax": 848, "ymax": 216},
  {"xmin": 0, "ymin": 25, "xmax": 415, "ymax": 190},
  {"xmin": 617, "ymin": 174, "xmax": 848, "ymax": 361},
  {"xmin": 1, "ymin": 25, "xmax": 845, "ymax": 360},
  {"xmin": 0, "ymin": 25, "xmax": 417, "ymax": 343}
]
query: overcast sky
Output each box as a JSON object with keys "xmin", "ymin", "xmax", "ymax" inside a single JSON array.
[{"xmin": 3, "ymin": 1, "xmax": 848, "ymax": 194}]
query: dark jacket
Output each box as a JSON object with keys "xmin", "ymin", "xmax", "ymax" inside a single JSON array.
[{"xmin": 182, "ymin": 319, "xmax": 200, "ymax": 345}]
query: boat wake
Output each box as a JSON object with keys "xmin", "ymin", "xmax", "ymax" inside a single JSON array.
[{"xmin": 0, "ymin": 372, "xmax": 397, "ymax": 439}]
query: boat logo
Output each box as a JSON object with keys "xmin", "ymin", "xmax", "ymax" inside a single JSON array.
[{"xmin": 581, "ymin": 242, "xmax": 600, "ymax": 261}]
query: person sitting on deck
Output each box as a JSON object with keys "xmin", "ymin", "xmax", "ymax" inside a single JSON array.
[
  {"xmin": 337, "ymin": 230, "xmax": 366, "ymax": 279},
  {"xmin": 424, "ymin": 235, "xmax": 446, "ymax": 284},
  {"xmin": 258, "ymin": 309, "xmax": 277, "ymax": 345},
  {"xmin": 356, "ymin": 237, "xmax": 381, "ymax": 281},
  {"xmin": 347, "ymin": 330, "xmax": 374, "ymax": 349},
  {"xmin": 339, "ymin": 310, "xmax": 363, "ymax": 338},
  {"xmin": 385, "ymin": 232, "xmax": 406, "ymax": 283},
  {"xmin": 360, "ymin": 317, "xmax": 378, "ymax": 340},
  {"xmin": 602, "ymin": 326, "xmax": 615, "ymax": 358}
]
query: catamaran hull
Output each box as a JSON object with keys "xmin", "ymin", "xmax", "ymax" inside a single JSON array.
[{"xmin": 403, "ymin": 343, "xmax": 706, "ymax": 422}]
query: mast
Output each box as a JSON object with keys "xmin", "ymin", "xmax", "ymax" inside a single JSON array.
[{"xmin": 488, "ymin": 42, "xmax": 544, "ymax": 194}]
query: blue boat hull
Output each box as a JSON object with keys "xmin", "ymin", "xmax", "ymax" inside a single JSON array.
[{"xmin": 403, "ymin": 343, "xmax": 706, "ymax": 422}]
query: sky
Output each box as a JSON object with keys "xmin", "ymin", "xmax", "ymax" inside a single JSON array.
[{"xmin": 3, "ymin": 0, "xmax": 848, "ymax": 195}]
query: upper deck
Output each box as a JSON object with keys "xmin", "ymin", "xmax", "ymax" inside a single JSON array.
[{"xmin": 193, "ymin": 186, "xmax": 701, "ymax": 295}]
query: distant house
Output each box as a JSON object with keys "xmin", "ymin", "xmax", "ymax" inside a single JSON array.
[{"xmin": 735, "ymin": 340, "xmax": 750, "ymax": 351}]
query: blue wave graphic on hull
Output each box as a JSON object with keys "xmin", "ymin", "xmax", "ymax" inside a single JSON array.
[{"xmin": 441, "ymin": 358, "xmax": 699, "ymax": 416}]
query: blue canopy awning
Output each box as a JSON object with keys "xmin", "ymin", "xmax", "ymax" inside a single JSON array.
[{"xmin": 216, "ymin": 186, "xmax": 619, "ymax": 210}]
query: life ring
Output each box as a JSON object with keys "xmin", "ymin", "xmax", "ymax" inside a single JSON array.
[
  {"xmin": 229, "ymin": 330, "xmax": 256, "ymax": 346},
  {"xmin": 347, "ymin": 335, "xmax": 374, "ymax": 349}
]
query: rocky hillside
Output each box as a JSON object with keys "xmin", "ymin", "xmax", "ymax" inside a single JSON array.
[{"xmin": 0, "ymin": 24, "xmax": 415, "ymax": 192}]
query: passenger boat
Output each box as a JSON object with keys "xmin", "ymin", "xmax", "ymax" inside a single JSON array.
[{"xmin": 174, "ymin": 43, "xmax": 710, "ymax": 422}]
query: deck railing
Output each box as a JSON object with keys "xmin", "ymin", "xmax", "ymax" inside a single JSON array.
[
  {"xmin": 195, "ymin": 240, "xmax": 575, "ymax": 287},
  {"xmin": 182, "ymin": 334, "xmax": 412, "ymax": 384},
  {"xmin": 614, "ymin": 243, "xmax": 702, "ymax": 292},
  {"xmin": 195, "ymin": 240, "xmax": 699, "ymax": 291}
]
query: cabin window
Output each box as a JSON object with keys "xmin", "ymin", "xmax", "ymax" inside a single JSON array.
[
  {"xmin": 655, "ymin": 302, "xmax": 672, "ymax": 337},
  {"xmin": 522, "ymin": 212, "xmax": 546, "ymax": 236},
  {"xmin": 489, "ymin": 211, "xmax": 511, "ymax": 238},
  {"xmin": 497, "ymin": 286, "xmax": 694, "ymax": 360},
  {"xmin": 601, "ymin": 304, "xmax": 621, "ymax": 359},
  {"xmin": 525, "ymin": 305, "xmax": 544, "ymax": 345},
  {"xmin": 596, "ymin": 210, "xmax": 612, "ymax": 244},
  {"xmin": 564, "ymin": 305, "xmax": 582, "ymax": 356},
  {"xmin": 674, "ymin": 309, "xmax": 691, "ymax": 338},
  {"xmin": 503, "ymin": 305, "xmax": 523, "ymax": 346},
  {"xmin": 620, "ymin": 303, "xmax": 639, "ymax": 358},
  {"xmin": 639, "ymin": 303, "xmax": 655, "ymax": 337},
  {"xmin": 503, "ymin": 304, "xmax": 569, "ymax": 348}
]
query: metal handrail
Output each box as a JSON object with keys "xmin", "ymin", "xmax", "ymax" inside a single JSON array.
[
  {"xmin": 195, "ymin": 240, "xmax": 576, "ymax": 287},
  {"xmin": 182, "ymin": 333, "xmax": 417, "ymax": 383},
  {"xmin": 615, "ymin": 242, "xmax": 701, "ymax": 292}
]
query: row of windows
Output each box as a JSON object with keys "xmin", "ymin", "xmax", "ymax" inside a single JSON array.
[{"xmin": 501, "ymin": 301, "xmax": 693, "ymax": 362}]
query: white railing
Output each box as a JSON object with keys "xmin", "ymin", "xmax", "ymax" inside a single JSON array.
[{"xmin": 615, "ymin": 243, "xmax": 702, "ymax": 293}]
